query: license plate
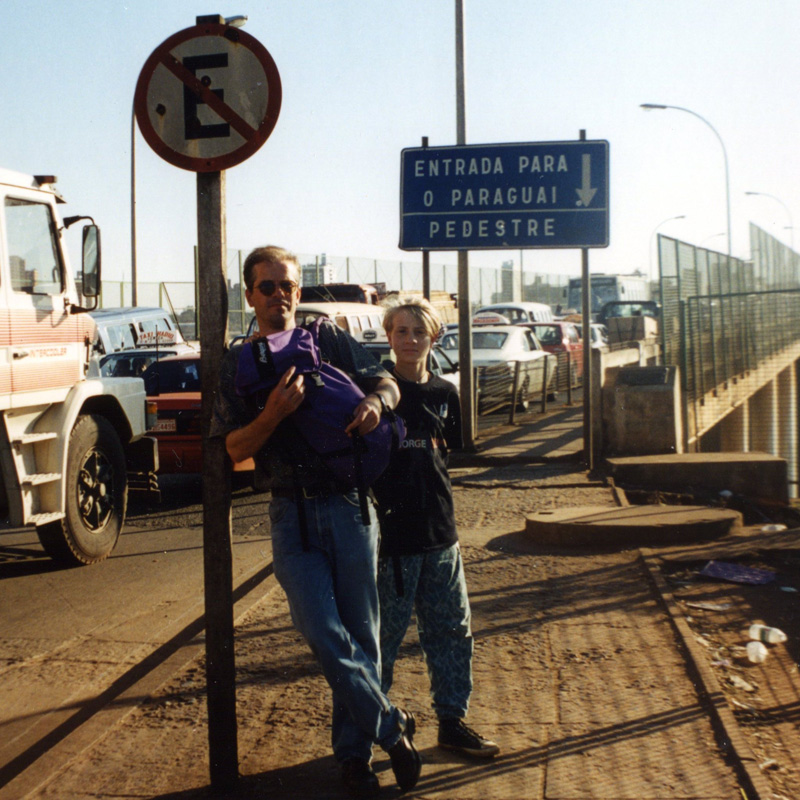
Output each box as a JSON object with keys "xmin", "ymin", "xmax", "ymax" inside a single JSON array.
[{"xmin": 152, "ymin": 419, "xmax": 177, "ymax": 433}]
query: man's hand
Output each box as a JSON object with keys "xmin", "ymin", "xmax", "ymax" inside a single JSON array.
[
  {"xmin": 263, "ymin": 366, "xmax": 305, "ymax": 422},
  {"xmin": 345, "ymin": 394, "xmax": 383, "ymax": 437},
  {"xmin": 225, "ymin": 366, "xmax": 304, "ymax": 464}
]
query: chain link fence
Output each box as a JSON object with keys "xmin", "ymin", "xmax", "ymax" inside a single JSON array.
[
  {"xmin": 659, "ymin": 226, "xmax": 800, "ymax": 468},
  {"xmin": 100, "ymin": 249, "xmax": 576, "ymax": 341}
]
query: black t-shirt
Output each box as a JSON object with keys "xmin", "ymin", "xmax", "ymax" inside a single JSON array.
[
  {"xmin": 373, "ymin": 371, "xmax": 462, "ymax": 557},
  {"xmin": 210, "ymin": 320, "xmax": 391, "ymax": 491}
]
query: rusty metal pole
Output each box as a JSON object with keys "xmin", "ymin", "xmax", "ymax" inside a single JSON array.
[
  {"xmin": 197, "ymin": 170, "xmax": 238, "ymax": 789},
  {"xmin": 455, "ymin": 0, "xmax": 475, "ymax": 450},
  {"xmin": 579, "ymin": 130, "xmax": 594, "ymax": 471},
  {"xmin": 421, "ymin": 137, "xmax": 431, "ymax": 302}
]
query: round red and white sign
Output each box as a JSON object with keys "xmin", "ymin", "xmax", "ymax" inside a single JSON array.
[{"xmin": 134, "ymin": 22, "xmax": 281, "ymax": 172}]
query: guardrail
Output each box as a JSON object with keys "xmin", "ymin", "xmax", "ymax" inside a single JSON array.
[{"xmin": 472, "ymin": 351, "xmax": 581, "ymax": 432}]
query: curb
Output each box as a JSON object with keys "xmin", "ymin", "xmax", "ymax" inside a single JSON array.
[{"xmin": 639, "ymin": 547, "xmax": 773, "ymax": 800}]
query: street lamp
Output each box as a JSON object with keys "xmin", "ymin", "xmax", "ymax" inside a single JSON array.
[
  {"xmin": 649, "ymin": 214, "xmax": 685, "ymax": 283},
  {"xmin": 131, "ymin": 100, "xmax": 137, "ymax": 307},
  {"xmin": 745, "ymin": 191, "xmax": 794, "ymax": 251},
  {"xmin": 640, "ymin": 103, "xmax": 731, "ymax": 257},
  {"xmin": 700, "ymin": 232, "xmax": 726, "ymax": 248}
]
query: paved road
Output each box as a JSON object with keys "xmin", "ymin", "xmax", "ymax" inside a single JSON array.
[{"xmin": 0, "ymin": 476, "xmax": 274, "ymax": 790}]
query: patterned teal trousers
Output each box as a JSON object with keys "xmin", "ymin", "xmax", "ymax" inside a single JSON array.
[{"xmin": 377, "ymin": 543, "xmax": 473, "ymax": 720}]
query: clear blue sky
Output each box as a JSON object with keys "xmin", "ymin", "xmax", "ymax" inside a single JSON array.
[{"xmin": 3, "ymin": 0, "xmax": 799, "ymax": 286}]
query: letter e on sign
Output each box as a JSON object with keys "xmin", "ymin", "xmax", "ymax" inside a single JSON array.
[{"xmin": 134, "ymin": 22, "xmax": 281, "ymax": 171}]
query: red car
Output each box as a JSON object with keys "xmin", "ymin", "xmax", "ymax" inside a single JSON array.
[
  {"xmin": 142, "ymin": 353, "xmax": 253, "ymax": 476},
  {"xmin": 521, "ymin": 321, "xmax": 584, "ymax": 382}
]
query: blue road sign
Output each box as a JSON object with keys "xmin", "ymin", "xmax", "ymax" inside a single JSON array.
[{"xmin": 400, "ymin": 140, "xmax": 609, "ymax": 250}]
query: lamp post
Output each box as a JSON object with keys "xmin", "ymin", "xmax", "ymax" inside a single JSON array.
[
  {"xmin": 649, "ymin": 214, "xmax": 685, "ymax": 283},
  {"xmin": 640, "ymin": 103, "xmax": 731, "ymax": 257},
  {"xmin": 745, "ymin": 191, "xmax": 794, "ymax": 251},
  {"xmin": 131, "ymin": 99, "xmax": 138, "ymax": 306},
  {"xmin": 700, "ymin": 232, "xmax": 726, "ymax": 248}
]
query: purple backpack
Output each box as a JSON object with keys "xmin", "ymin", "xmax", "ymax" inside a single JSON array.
[{"xmin": 234, "ymin": 318, "xmax": 404, "ymax": 490}]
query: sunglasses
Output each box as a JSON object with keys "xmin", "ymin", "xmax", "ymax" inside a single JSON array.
[{"xmin": 254, "ymin": 279, "xmax": 298, "ymax": 297}]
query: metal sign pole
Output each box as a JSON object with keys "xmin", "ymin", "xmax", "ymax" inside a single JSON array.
[
  {"xmin": 455, "ymin": 0, "xmax": 475, "ymax": 449},
  {"xmin": 421, "ymin": 136, "xmax": 431, "ymax": 301},
  {"xmin": 579, "ymin": 129, "xmax": 594, "ymax": 471},
  {"xmin": 197, "ymin": 170, "xmax": 238, "ymax": 789},
  {"xmin": 134, "ymin": 15, "xmax": 282, "ymax": 790}
]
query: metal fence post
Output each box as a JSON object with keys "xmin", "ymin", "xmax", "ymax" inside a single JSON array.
[{"xmin": 509, "ymin": 360, "xmax": 521, "ymax": 425}]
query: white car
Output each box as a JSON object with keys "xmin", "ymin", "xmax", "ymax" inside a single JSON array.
[
  {"xmin": 439, "ymin": 325, "xmax": 556, "ymax": 410},
  {"xmin": 362, "ymin": 342, "xmax": 460, "ymax": 391},
  {"xmin": 589, "ymin": 323, "xmax": 609, "ymax": 349}
]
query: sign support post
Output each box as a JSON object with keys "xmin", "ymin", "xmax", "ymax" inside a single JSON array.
[
  {"xmin": 134, "ymin": 15, "xmax": 282, "ymax": 789},
  {"xmin": 579, "ymin": 130, "xmax": 594, "ymax": 472},
  {"xmin": 197, "ymin": 169, "xmax": 238, "ymax": 788},
  {"xmin": 454, "ymin": 0, "xmax": 476, "ymax": 450}
]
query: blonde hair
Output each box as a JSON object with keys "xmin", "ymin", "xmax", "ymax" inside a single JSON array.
[{"xmin": 382, "ymin": 296, "xmax": 442, "ymax": 340}]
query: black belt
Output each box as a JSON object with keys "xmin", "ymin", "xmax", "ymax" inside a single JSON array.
[{"xmin": 271, "ymin": 485, "xmax": 347, "ymax": 500}]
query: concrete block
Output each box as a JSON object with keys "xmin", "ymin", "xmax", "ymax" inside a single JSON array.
[
  {"xmin": 525, "ymin": 504, "xmax": 741, "ymax": 547},
  {"xmin": 607, "ymin": 452, "xmax": 788, "ymax": 505}
]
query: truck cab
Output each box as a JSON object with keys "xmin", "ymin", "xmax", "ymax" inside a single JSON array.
[{"xmin": 0, "ymin": 169, "xmax": 157, "ymax": 565}]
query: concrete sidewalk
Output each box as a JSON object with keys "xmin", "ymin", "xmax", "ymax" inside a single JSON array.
[{"xmin": 9, "ymin": 408, "xmax": 771, "ymax": 799}]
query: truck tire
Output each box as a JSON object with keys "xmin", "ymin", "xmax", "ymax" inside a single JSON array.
[{"xmin": 37, "ymin": 414, "xmax": 127, "ymax": 565}]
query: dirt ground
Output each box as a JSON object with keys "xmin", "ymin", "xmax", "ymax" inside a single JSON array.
[
  {"xmin": 659, "ymin": 544, "xmax": 800, "ymax": 800},
  {"xmin": 17, "ymin": 463, "xmax": 800, "ymax": 799}
]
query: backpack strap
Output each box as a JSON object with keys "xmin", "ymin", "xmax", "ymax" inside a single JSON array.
[
  {"xmin": 392, "ymin": 555, "xmax": 405, "ymax": 597},
  {"xmin": 351, "ymin": 431, "xmax": 371, "ymax": 523}
]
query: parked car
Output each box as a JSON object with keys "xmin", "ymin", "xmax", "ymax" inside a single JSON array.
[
  {"xmin": 230, "ymin": 302, "xmax": 387, "ymax": 348},
  {"xmin": 475, "ymin": 302, "xmax": 554, "ymax": 324},
  {"xmin": 596, "ymin": 300, "xmax": 661, "ymax": 327},
  {"xmin": 362, "ymin": 342, "xmax": 460, "ymax": 390},
  {"xmin": 89, "ymin": 307, "xmax": 187, "ymax": 354},
  {"xmin": 521, "ymin": 321, "xmax": 584, "ymax": 382},
  {"xmin": 295, "ymin": 302, "xmax": 387, "ymax": 342},
  {"xmin": 141, "ymin": 353, "xmax": 252, "ymax": 476},
  {"xmin": 439, "ymin": 325, "xmax": 556, "ymax": 410},
  {"xmin": 97, "ymin": 346, "xmax": 195, "ymax": 379},
  {"xmin": 589, "ymin": 323, "xmax": 609, "ymax": 350}
]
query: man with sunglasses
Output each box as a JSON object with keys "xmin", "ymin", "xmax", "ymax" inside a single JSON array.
[{"xmin": 211, "ymin": 246, "xmax": 420, "ymax": 798}]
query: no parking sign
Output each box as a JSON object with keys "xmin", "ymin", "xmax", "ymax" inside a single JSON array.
[{"xmin": 134, "ymin": 20, "xmax": 281, "ymax": 171}]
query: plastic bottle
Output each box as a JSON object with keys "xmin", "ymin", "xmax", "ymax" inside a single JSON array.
[
  {"xmin": 748, "ymin": 624, "xmax": 787, "ymax": 644},
  {"xmin": 746, "ymin": 641, "xmax": 768, "ymax": 663}
]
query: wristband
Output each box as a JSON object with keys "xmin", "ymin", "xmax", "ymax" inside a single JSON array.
[{"xmin": 371, "ymin": 392, "xmax": 389, "ymax": 414}]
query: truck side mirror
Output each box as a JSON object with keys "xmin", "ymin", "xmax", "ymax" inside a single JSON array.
[{"xmin": 82, "ymin": 225, "xmax": 101, "ymax": 298}]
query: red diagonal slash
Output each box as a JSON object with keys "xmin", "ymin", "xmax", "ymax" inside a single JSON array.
[{"xmin": 159, "ymin": 51, "xmax": 258, "ymax": 140}]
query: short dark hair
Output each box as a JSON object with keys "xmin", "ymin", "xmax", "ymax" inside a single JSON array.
[{"xmin": 243, "ymin": 246, "xmax": 300, "ymax": 291}]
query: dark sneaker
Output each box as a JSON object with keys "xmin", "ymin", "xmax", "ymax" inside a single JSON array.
[
  {"xmin": 341, "ymin": 758, "xmax": 380, "ymax": 799},
  {"xmin": 387, "ymin": 709, "xmax": 421, "ymax": 792},
  {"xmin": 438, "ymin": 718, "xmax": 500, "ymax": 758}
]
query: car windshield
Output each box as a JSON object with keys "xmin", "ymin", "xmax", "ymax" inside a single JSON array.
[
  {"xmin": 483, "ymin": 307, "xmax": 525, "ymax": 323},
  {"xmin": 441, "ymin": 332, "xmax": 508, "ymax": 350},
  {"xmin": 532, "ymin": 325, "xmax": 561, "ymax": 345},
  {"xmin": 143, "ymin": 359, "xmax": 201, "ymax": 394},
  {"xmin": 100, "ymin": 351, "xmax": 170, "ymax": 378}
]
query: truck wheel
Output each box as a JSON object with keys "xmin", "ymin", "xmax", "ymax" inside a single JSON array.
[{"xmin": 37, "ymin": 415, "xmax": 127, "ymax": 566}]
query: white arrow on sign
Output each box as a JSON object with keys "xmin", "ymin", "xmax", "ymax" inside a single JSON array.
[{"xmin": 575, "ymin": 154, "xmax": 598, "ymax": 207}]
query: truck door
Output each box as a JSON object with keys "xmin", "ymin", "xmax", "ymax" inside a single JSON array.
[{"xmin": 3, "ymin": 194, "xmax": 92, "ymax": 405}]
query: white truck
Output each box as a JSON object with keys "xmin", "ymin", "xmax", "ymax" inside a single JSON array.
[{"xmin": 0, "ymin": 169, "xmax": 158, "ymax": 565}]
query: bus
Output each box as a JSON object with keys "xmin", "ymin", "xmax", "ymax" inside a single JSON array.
[{"xmin": 565, "ymin": 274, "xmax": 650, "ymax": 317}]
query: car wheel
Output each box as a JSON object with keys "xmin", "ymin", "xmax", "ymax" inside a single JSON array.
[{"xmin": 37, "ymin": 414, "xmax": 127, "ymax": 565}]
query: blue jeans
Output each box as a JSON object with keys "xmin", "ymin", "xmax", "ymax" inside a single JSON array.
[
  {"xmin": 378, "ymin": 544, "xmax": 473, "ymax": 720},
  {"xmin": 270, "ymin": 492, "xmax": 404, "ymax": 762}
]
